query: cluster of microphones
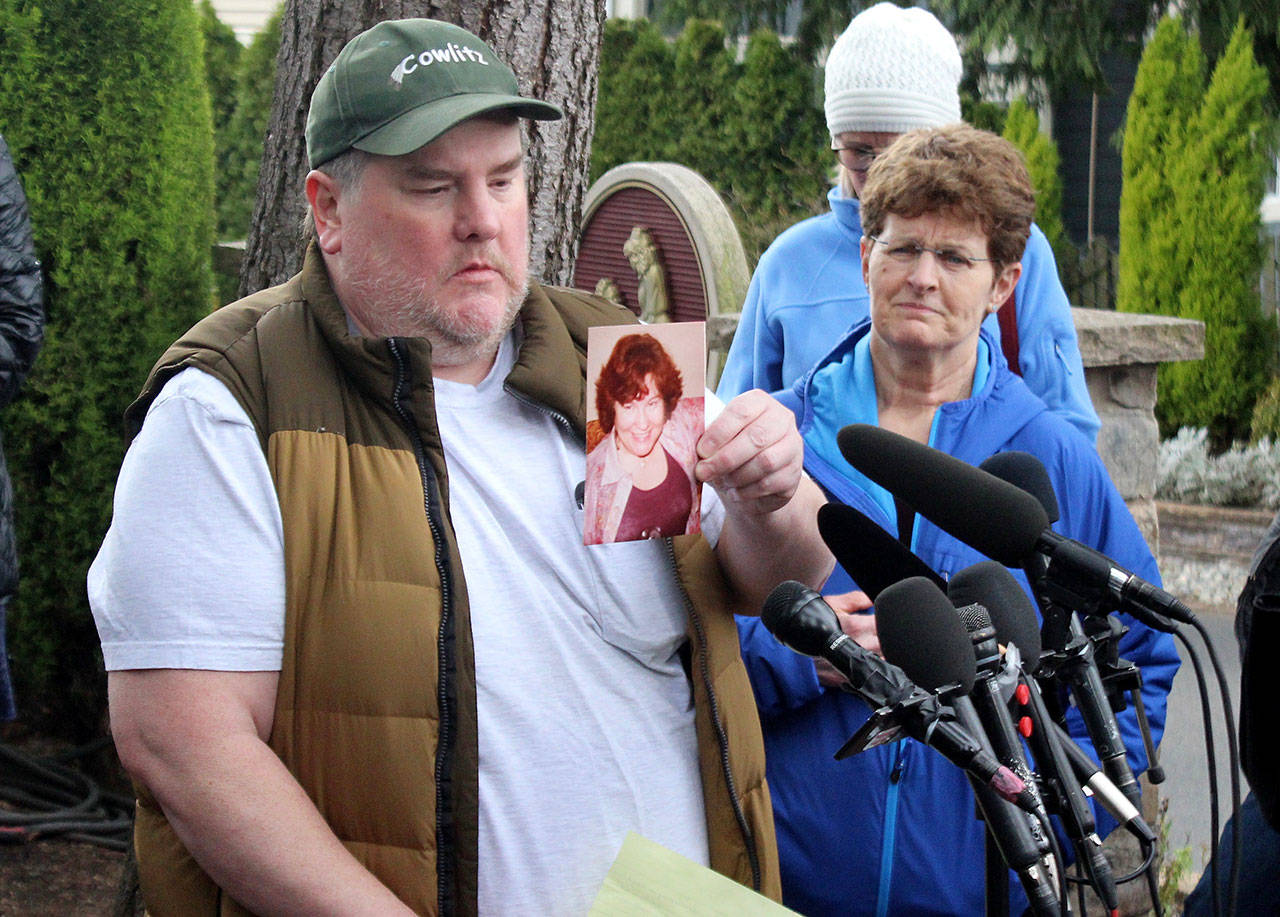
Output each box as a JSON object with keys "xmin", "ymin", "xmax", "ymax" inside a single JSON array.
[{"xmin": 761, "ymin": 425, "xmax": 1240, "ymax": 917}]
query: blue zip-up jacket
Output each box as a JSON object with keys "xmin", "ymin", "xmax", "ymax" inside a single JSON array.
[
  {"xmin": 737, "ymin": 321, "xmax": 1179, "ymax": 916},
  {"xmin": 716, "ymin": 187, "xmax": 1100, "ymax": 443}
]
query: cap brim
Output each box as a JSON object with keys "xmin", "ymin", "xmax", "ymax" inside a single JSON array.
[{"xmin": 353, "ymin": 93, "xmax": 563, "ymax": 158}]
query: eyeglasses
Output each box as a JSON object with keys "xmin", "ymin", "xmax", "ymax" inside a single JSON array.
[
  {"xmin": 831, "ymin": 143, "xmax": 885, "ymax": 173},
  {"xmin": 867, "ymin": 236, "xmax": 994, "ymax": 273}
]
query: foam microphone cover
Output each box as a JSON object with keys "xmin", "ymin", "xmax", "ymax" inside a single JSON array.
[
  {"xmin": 949, "ymin": 561, "xmax": 1043, "ymax": 671},
  {"xmin": 761, "ymin": 580, "xmax": 841, "ymax": 657},
  {"xmin": 835, "ymin": 424, "xmax": 1049, "ymax": 567},
  {"xmin": 979, "ymin": 451, "xmax": 1060, "ymax": 524},
  {"xmin": 876, "ymin": 576, "xmax": 977, "ymax": 695},
  {"xmin": 817, "ymin": 502, "xmax": 945, "ymax": 599}
]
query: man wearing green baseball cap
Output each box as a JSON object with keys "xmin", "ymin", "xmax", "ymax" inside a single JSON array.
[{"xmin": 91, "ymin": 17, "xmax": 830, "ymax": 915}]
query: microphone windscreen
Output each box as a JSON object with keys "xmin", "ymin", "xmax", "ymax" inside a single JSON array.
[
  {"xmin": 949, "ymin": 561, "xmax": 1043, "ymax": 670},
  {"xmin": 876, "ymin": 576, "xmax": 977, "ymax": 695},
  {"xmin": 979, "ymin": 451, "xmax": 1060, "ymax": 524},
  {"xmin": 835, "ymin": 424, "xmax": 1049, "ymax": 567},
  {"xmin": 817, "ymin": 502, "xmax": 945, "ymax": 599},
  {"xmin": 761, "ymin": 580, "xmax": 841, "ymax": 657}
]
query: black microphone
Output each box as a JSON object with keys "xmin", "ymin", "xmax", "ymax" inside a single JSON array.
[
  {"xmin": 955, "ymin": 561, "xmax": 1157, "ymax": 846},
  {"xmin": 761, "ymin": 580, "xmax": 1032, "ymax": 810},
  {"xmin": 979, "ymin": 451, "xmax": 1060, "ymax": 523},
  {"xmin": 876, "ymin": 577, "xmax": 1060, "ymax": 916},
  {"xmin": 816, "ymin": 501, "xmax": 945, "ymax": 600},
  {"xmin": 977, "ymin": 451, "xmax": 1069, "ymax": 653},
  {"xmin": 972, "ymin": 454, "xmax": 1153, "ymax": 809},
  {"xmin": 835, "ymin": 424, "xmax": 1194, "ymax": 633}
]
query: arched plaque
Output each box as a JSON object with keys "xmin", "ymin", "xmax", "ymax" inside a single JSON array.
[{"xmin": 574, "ymin": 162, "xmax": 750, "ymax": 325}]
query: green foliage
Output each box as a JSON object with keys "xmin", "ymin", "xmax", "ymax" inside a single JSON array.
[
  {"xmin": 936, "ymin": 0, "xmax": 1152, "ymax": 102},
  {"xmin": 1118, "ymin": 17, "xmax": 1205, "ymax": 319},
  {"xmin": 217, "ymin": 4, "xmax": 282, "ymax": 244},
  {"xmin": 200, "ymin": 0, "xmax": 243, "ymax": 240},
  {"xmin": 1250, "ymin": 375, "xmax": 1280, "ymax": 442},
  {"xmin": 1158, "ymin": 21, "xmax": 1276, "ymax": 447},
  {"xmin": 1001, "ymin": 98, "xmax": 1071, "ymax": 267},
  {"xmin": 200, "ymin": 0, "xmax": 241, "ymax": 141},
  {"xmin": 725, "ymin": 30, "xmax": 829, "ymax": 254},
  {"xmin": 651, "ymin": 0, "xmax": 852, "ymax": 63},
  {"xmin": 591, "ymin": 19, "xmax": 675, "ymax": 175},
  {"xmin": 0, "ymin": 0, "xmax": 215, "ymax": 736},
  {"xmin": 667, "ymin": 19, "xmax": 738, "ymax": 173},
  {"xmin": 1185, "ymin": 0, "xmax": 1280, "ymax": 108},
  {"xmin": 1155, "ymin": 797, "xmax": 1193, "ymax": 913},
  {"xmin": 592, "ymin": 18, "xmax": 829, "ymax": 262},
  {"xmin": 961, "ymin": 94, "xmax": 1006, "ymax": 134}
]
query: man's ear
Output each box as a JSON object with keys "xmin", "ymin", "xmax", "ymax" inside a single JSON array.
[{"xmin": 305, "ymin": 170, "xmax": 342, "ymax": 254}]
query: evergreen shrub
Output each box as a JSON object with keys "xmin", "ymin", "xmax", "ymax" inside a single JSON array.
[
  {"xmin": 592, "ymin": 18, "xmax": 829, "ymax": 264},
  {"xmin": 1160, "ymin": 22, "xmax": 1275, "ymax": 447},
  {"xmin": 200, "ymin": 0, "xmax": 243, "ymax": 239},
  {"xmin": 1118, "ymin": 16, "xmax": 1204, "ymax": 321},
  {"xmin": 1122, "ymin": 18, "xmax": 1276, "ymax": 448},
  {"xmin": 218, "ymin": 4, "xmax": 282, "ymax": 248},
  {"xmin": 0, "ymin": 0, "xmax": 216, "ymax": 736},
  {"xmin": 1002, "ymin": 98, "xmax": 1072, "ymax": 268},
  {"xmin": 1250, "ymin": 376, "xmax": 1280, "ymax": 442}
]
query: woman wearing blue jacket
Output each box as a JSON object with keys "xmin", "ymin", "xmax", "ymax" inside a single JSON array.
[
  {"xmin": 737, "ymin": 124, "xmax": 1178, "ymax": 916},
  {"xmin": 716, "ymin": 3, "xmax": 1099, "ymax": 445}
]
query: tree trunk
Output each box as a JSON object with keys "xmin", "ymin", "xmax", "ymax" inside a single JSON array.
[{"xmin": 238, "ymin": 0, "xmax": 605, "ymax": 297}]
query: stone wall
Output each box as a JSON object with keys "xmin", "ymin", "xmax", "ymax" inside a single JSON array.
[{"xmin": 1073, "ymin": 307, "xmax": 1205, "ymax": 552}]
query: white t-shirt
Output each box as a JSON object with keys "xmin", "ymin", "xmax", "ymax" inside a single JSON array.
[{"xmin": 88, "ymin": 329, "xmax": 726, "ymax": 915}]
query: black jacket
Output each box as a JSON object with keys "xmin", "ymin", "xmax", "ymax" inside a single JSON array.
[
  {"xmin": 1238, "ymin": 512, "xmax": 1280, "ymax": 829},
  {"xmin": 0, "ymin": 134, "xmax": 45, "ymax": 599}
]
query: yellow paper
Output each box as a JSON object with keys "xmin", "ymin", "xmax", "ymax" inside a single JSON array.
[{"xmin": 589, "ymin": 832, "xmax": 797, "ymax": 916}]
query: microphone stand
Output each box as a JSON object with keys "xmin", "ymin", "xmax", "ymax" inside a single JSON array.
[{"xmin": 1013, "ymin": 658, "xmax": 1119, "ymax": 915}]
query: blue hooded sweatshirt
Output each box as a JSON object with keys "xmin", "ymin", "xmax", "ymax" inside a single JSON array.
[
  {"xmin": 737, "ymin": 320, "xmax": 1178, "ymax": 916},
  {"xmin": 716, "ymin": 187, "xmax": 1100, "ymax": 444}
]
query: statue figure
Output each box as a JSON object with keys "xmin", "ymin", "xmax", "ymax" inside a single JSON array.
[
  {"xmin": 623, "ymin": 226, "xmax": 670, "ymax": 323},
  {"xmin": 594, "ymin": 276, "xmax": 623, "ymax": 306}
]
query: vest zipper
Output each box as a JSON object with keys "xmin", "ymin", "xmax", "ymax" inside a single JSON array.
[
  {"xmin": 505, "ymin": 384, "xmax": 763, "ymax": 891},
  {"xmin": 387, "ymin": 338, "xmax": 458, "ymax": 917},
  {"xmin": 664, "ymin": 538, "xmax": 763, "ymax": 892}
]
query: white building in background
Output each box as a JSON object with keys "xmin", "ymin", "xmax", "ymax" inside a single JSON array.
[
  {"xmin": 208, "ymin": 0, "xmax": 277, "ymax": 44},
  {"xmin": 208, "ymin": 0, "xmax": 648, "ymax": 44}
]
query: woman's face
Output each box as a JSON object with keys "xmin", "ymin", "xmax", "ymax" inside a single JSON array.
[
  {"xmin": 613, "ymin": 374, "xmax": 668, "ymax": 459},
  {"xmin": 861, "ymin": 212, "xmax": 1020, "ymax": 358}
]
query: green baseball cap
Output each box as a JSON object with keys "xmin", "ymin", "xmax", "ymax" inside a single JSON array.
[{"xmin": 305, "ymin": 18, "xmax": 563, "ymax": 168}]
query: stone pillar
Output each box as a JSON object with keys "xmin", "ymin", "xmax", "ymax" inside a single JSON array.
[
  {"xmin": 1072, "ymin": 307, "xmax": 1205, "ymax": 553},
  {"xmin": 1071, "ymin": 307, "xmax": 1203, "ymax": 916}
]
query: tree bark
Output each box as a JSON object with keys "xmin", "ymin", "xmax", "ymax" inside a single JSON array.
[{"xmin": 238, "ymin": 0, "xmax": 605, "ymax": 297}]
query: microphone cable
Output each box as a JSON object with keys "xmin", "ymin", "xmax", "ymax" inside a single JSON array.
[
  {"xmin": 1177, "ymin": 617, "xmax": 1242, "ymax": 917},
  {"xmin": 0, "ymin": 737, "xmax": 133, "ymax": 852}
]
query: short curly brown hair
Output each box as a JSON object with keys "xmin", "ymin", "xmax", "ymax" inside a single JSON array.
[
  {"xmin": 860, "ymin": 124, "xmax": 1035, "ymax": 267},
  {"xmin": 595, "ymin": 333, "xmax": 684, "ymax": 434}
]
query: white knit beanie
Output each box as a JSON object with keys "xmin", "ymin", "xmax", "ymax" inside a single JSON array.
[{"xmin": 824, "ymin": 3, "xmax": 962, "ymax": 139}]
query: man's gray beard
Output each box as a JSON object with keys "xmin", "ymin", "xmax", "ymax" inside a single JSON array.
[{"xmin": 347, "ymin": 258, "xmax": 527, "ymax": 368}]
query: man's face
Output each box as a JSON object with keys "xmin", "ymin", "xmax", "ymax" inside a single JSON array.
[{"xmin": 313, "ymin": 116, "xmax": 530, "ymax": 379}]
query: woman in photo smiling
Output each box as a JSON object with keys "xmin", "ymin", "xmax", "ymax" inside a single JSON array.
[{"xmin": 584, "ymin": 332, "xmax": 702, "ymax": 545}]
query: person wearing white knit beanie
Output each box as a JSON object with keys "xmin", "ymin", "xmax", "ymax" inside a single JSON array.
[
  {"xmin": 825, "ymin": 3, "xmax": 962, "ymax": 137},
  {"xmin": 717, "ymin": 3, "xmax": 1100, "ymax": 447},
  {"xmin": 721, "ymin": 8, "xmax": 1108, "ymax": 913},
  {"xmin": 824, "ymin": 3, "xmax": 963, "ymax": 199}
]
